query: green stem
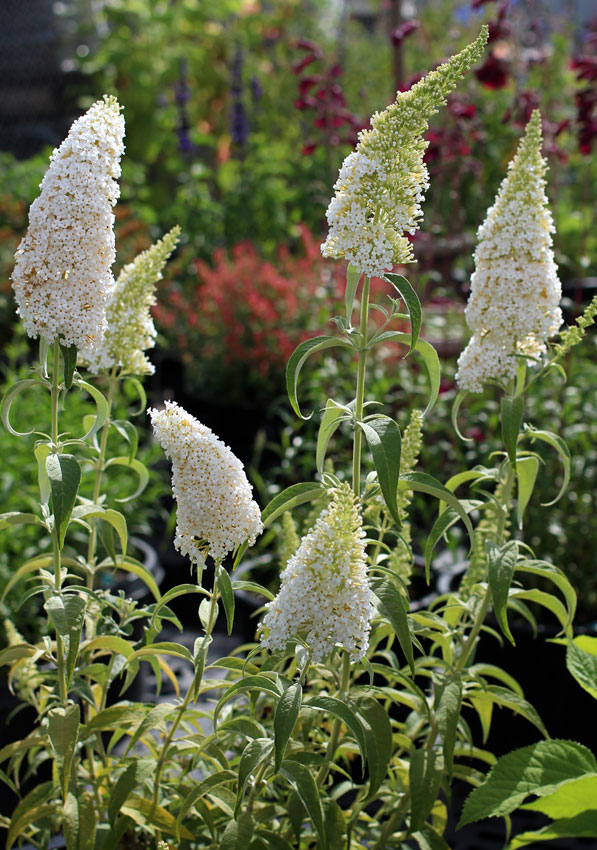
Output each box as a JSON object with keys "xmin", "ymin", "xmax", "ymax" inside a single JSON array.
[
  {"xmin": 151, "ymin": 584, "xmax": 219, "ymax": 810},
  {"xmin": 86, "ymin": 366, "xmax": 118, "ymax": 585},
  {"xmin": 316, "ymin": 649, "xmax": 351, "ymax": 787},
  {"xmin": 352, "ymin": 276, "xmax": 371, "ymax": 497}
]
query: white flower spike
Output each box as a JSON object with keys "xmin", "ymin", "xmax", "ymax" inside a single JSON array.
[
  {"xmin": 80, "ymin": 226, "xmax": 180, "ymax": 375},
  {"xmin": 457, "ymin": 110, "xmax": 563, "ymax": 393},
  {"xmin": 260, "ymin": 483, "xmax": 371, "ymax": 663},
  {"xmin": 149, "ymin": 401, "xmax": 263, "ymax": 565},
  {"xmin": 11, "ymin": 95, "xmax": 125, "ymax": 350},
  {"xmin": 321, "ymin": 28, "xmax": 488, "ymax": 279}
]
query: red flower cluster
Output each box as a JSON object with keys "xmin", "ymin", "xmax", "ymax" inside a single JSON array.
[
  {"xmin": 292, "ymin": 38, "xmax": 364, "ymax": 156},
  {"xmin": 153, "ymin": 226, "xmax": 346, "ymax": 392},
  {"xmin": 571, "ymin": 27, "xmax": 597, "ymax": 155}
]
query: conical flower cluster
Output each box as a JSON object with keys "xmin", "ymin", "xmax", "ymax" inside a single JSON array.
[
  {"xmin": 11, "ymin": 96, "xmax": 125, "ymax": 350},
  {"xmin": 456, "ymin": 110, "xmax": 562, "ymax": 392},
  {"xmin": 260, "ymin": 483, "xmax": 371, "ymax": 663},
  {"xmin": 149, "ymin": 401, "xmax": 263, "ymax": 564},
  {"xmin": 321, "ymin": 28, "xmax": 487, "ymax": 278},
  {"xmin": 80, "ymin": 227, "xmax": 180, "ymax": 375}
]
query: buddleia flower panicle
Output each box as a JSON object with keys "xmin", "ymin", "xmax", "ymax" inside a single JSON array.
[
  {"xmin": 260, "ymin": 483, "xmax": 371, "ymax": 663},
  {"xmin": 457, "ymin": 110, "xmax": 563, "ymax": 393},
  {"xmin": 149, "ymin": 401, "xmax": 263, "ymax": 565},
  {"xmin": 11, "ymin": 96, "xmax": 125, "ymax": 350},
  {"xmin": 80, "ymin": 226, "xmax": 180, "ymax": 375},
  {"xmin": 321, "ymin": 27, "xmax": 488, "ymax": 279}
]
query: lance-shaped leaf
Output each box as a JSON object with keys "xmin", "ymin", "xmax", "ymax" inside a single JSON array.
[
  {"xmin": 370, "ymin": 576, "xmax": 414, "ymax": 675},
  {"xmin": 75, "ymin": 379, "xmax": 109, "ymax": 441},
  {"xmin": 345, "ymin": 263, "xmax": 362, "ymax": 324},
  {"xmin": 216, "ymin": 564, "xmax": 235, "ymax": 635},
  {"xmin": 359, "ymin": 416, "xmax": 401, "ymax": 526},
  {"xmin": 487, "ymin": 540, "xmax": 518, "ymax": 644},
  {"xmin": 355, "ymin": 696, "xmax": 392, "ymax": 797},
  {"xmin": 274, "ymin": 683, "xmax": 302, "ymax": 772},
  {"xmin": 262, "ymin": 482, "xmax": 323, "ymax": 527},
  {"xmin": 104, "ymin": 456, "xmax": 149, "ymax": 503},
  {"xmin": 286, "ymin": 335, "xmax": 353, "ymax": 420},
  {"xmin": 522, "ymin": 427, "xmax": 570, "ymax": 506},
  {"xmin": 451, "ymin": 388, "xmax": 473, "ymax": 442},
  {"xmin": 60, "ymin": 343, "xmax": 77, "ymax": 390},
  {"xmin": 435, "ymin": 674, "xmax": 462, "ymax": 779},
  {"xmin": 316, "ymin": 399, "xmax": 351, "ymax": 474},
  {"xmin": 425, "ymin": 500, "xmax": 482, "ymax": 583},
  {"xmin": 501, "ymin": 395, "xmax": 524, "ymax": 468},
  {"xmin": 305, "ymin": 695, "xmax": 368, "ymax": 773},
  {"xmin": 1, "ymin": 378, "xmax": 49, "ymax": 436},
  {"xmin": 409, "ymin": 745, "xmax": 445, "ymax": 831},
  {"xmin": 516, "ymin": 456, "xmax": 539, "ymax": 528},
  {"xmin": 48, "ymin": 704, "xmax": 80, "ymax": 800},
  {"xmin": 383, "ymin": 273, "xmax": 421, "ymax": 353},
  {"xmin": 399, "ymin": 472, "xmax": 475, "ymax": 552},
  {"xmin": 47, "ymin": 453, "xmax": 81, "ymax": 547},
  {"xmin": 45, "ymin": 594, "xmax": 86, "ymax": 637},
  {"xmin": 566, "ymin": 636, "xmax": 597, "ymax": 699},
  {"xmin": 366, "ymin": 331, "xmax": 440, "ymax": 414},
  {"xmin": 280, "ymin": 760, "xmax": 326, "ymax": 849}
]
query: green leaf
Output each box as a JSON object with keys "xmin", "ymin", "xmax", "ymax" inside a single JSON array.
[
  {"xmin": 257, "ymin": 831, "xmax": 294, "ymax": 850},
  {"xmin": 412, "ymin": 825, "xmax": 452, "ymax": 850},
  {"xmin": 121, "ymin": 796, "xmax": 194, "ymax": 839},
  {"xmin": 104, "ymin": 456, "xmax": 149, "ymax": 503},
  {"xmin": 261, "ymin": 482, "xmax": 323, "ymax": 527},
  {"xmin": 60, "ymin": 343, "xmax": 78, "ymax": 390},
  {"xmin": 425, "ymin": 500, "xmax": 482, "ymax": 583},
  {"xmin": 35, "ymin": 444, "xmax": 51, "ymax": 505},
  {"xmin": 280, "ymin": 760, "xmax": 326, "ymax": 849},
  {"xmin": 7, "ymin": 803, "xmax": 59, "ymax": 850},
  {"xmin": 124, "ymin": 703, "xmax": 175, "ymax": 756},
  {"xmin": 216, "ymin": 564, "xmax": 235, "ymax": 635},
  {"xmin": 508, "ymin": 811, "xmax": 597, "ymax": 849},
  {"xmin": 316, "ymin": 399, "xmax": 349, "ymax": 474},
  {"xmin": 383, "ymin": 273, "xmax": 421, "ymax": 353},
  {"xmin": 458, "ymin": 739, "xmax": 596, "ymax": 826},
  {"xmin": 487, "ymin": 541, "xmax": 518, "ymax": 645},
  {"xmin": 516, "ymin": 456, "xmax": 539, "ymax": 527},
  {"xmin": 566, "ymin": 637, "xmax": 597, "ymax": 699},
  {"xmin": 111, "ymin": 418, "xmax": 139, "ymax": 463},
  {"xmin": 192, "ymin": 634, "xmax": 212, "ymax": 700},
  {"xmin": 515, "ymin": 560, "xmax": 576, "ymax": 625},
  {"xmin": 523, "ymin": 774, "xmax": 597, "ymax": 819},
  {"xmin": 501, "ymin": 395, "xmax": 524, "ymax": 468},
  {"xmin": 435, "ymin": 674, "xmax": 462, "ymax": 780},
  {"xmin": 305, "ymin": 696, "xmax": 368, "ymax": 773},
  {"xmin": 1, "ymin": 378, "xmax": 48, "ymax": 436},
  {"xmin": 410, "ymin": 746, "xmax": 445, "ymax": 831},
  {"xmin": 97, "ymin": 557, "xmax": 161, "ymax": 602},
  {"xmin": 367, "ymin": 332, "xmax": 440, "ymax": 415},
  {"xmin": 214, "ymin": 675, "xmax": 283, "ymax": 726},
  {"xmin": 48, "ymin": 704, "xmax": 80, "ymax": 799},
  {"xmin": 509, "ymin": 588, "xmax": 570, "ymax": 634},
  {"xmin": 78, "ymin": 793, "xmax": 97, "ymax": 850},
  {"xmin": 124, "ymin": 376, "xmax": 147, "ymax": 416},
  {"xmin": 274, "ymin": 682, "xmax": 302, "ymax": 772},
  {"xmin": 63, "ymin": 792, "xmax": 79, "ymax": 850},
  {"xmin": 45, "ymin": 594, "xmax": 86, "ymax": 637},
  {"xmin": 76, "ymin": 379, "xmax": 109, "ymax": 441},
  {"xmin": 399, "ymin": 472, "xmax": 475, "ymax": 551},
  {"xmin": 323, "ymin": 798, "xmax": 346, "ymax": 849},
  {"xmin": 286, "ymin": 335, "xmax": 352, "ymax": 420},
  {"xmin": 108, "ymin": 760, "xmax": 153, "ymax": 826},
  {"xmin": 360, "ymin": 416, "xmax": 402, "ymax": 527},
  {"xmin": 150, "ymin": 584, "xmax": 207, "ymax": 626},
  {"xmin": 370, "ymin": 576, "xmax": 414, "ymax": 675},
  {"xmin": 484, "ymin": 686, "xmax": 547, "ymax": 737},
  {"xmin": 355, "ymin": 696, "xmax": 392, "ymax": 797},
  {"xmin": 176, "ymin": 770, "xmax": 235, "ymax": 834},
  {"xmin": 219, "ymin": 814, "xmax": 254, "ymax": 850},
  {"xmin": 231, "ymin": 580, "xmax": 274, "ymax": 601},
  {"xmin": 451, "ymin": 389, "xmax": 472, "ymax": 442},
  {"xmin": 522, "ymin": 427, "xmax": 570, "ymax": 506},
  {"xmin": 47, "ymin": 453, "xmax": 81, "ymax": 547},
  {"xmin": 0, "ymin": 511, "xmax": 44, "ymax": 532},
  {"xmin": 236, "ymin": 739, "xmax": 274, "ymax": 813},
  {"xmin": 345, "ymin": 263, "xmax": 361, "ymax": 324}
]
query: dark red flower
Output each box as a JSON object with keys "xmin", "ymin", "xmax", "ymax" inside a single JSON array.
[
  {"xmin": 448, "ymin": 97, "xmax": 476, "ymax": 119},
  {"xmin": 292, "ymin": 53, "xmax": 318, "ymax": 75},
  {"xmin": 475, "ymin": 51, "xmax": 510, "ymax": 89},
  {"xmin": 302, "ymin": 140, "xmax": 318, "ymax": 155},
  {"xmin": 298, "ymin": 75, "xmax": 321, "ymax": 95},
  {"xmin": 390, "ymin": 20, "xmax": 419, "ymax": 46},
  {"xmin": 471, "ymin": 0, "xmax": 496, "ymax": 8},
  {"xmin": 570, "ymin": 55, "xmax": 597, "ymax": 83}
]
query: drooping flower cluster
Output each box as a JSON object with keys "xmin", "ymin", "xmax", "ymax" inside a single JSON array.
[
  {"xmin": 260, "ymin": 483, "xmax": 371, "ymax": 663},
  {"xmin": 321, "ymin": 27, "xmax": 488, "ymax": 278},
  {"xmin": 80, "ymin": 227, "xmax": 180, "ymax": 375},
  {"xmin": 149, "ymin": 401, "xmax": 262, "ymax": 564},
  {"xmin": 11, "ymin": 96, "xmax": 125, "ymax": 350},
  {"xmin": 456, "ymin": 110, "xmax": 563, "ymax": 393}
]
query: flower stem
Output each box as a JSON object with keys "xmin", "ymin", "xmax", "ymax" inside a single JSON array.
[
  {"xmin": 352, "ymin": 276, "xmax": 371, "ymax": 497},
  {"xmin": 86, "ymin": 366, "xmax": 118, "ymax": 585}
]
